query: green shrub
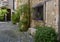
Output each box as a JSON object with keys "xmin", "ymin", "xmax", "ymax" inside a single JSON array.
[
  {"xmin": 15, "ymin": 8, "xmax": 22, "ymax": 22},
  {"xmin": 19, "ymin": 15, "xmax": 29, "ymax": 31},
  {"xmin": 12, "ymin": 9, "xmax": 21, "ymax": 24},
  {"xmin": 19, "ymin": 4, "xmax": 30, "ymax": 31},
  {"xmin": 12, "ymin": 14, "xmax": 17, "ymax": 24},
  {"xmin": 12, "ymin": 7, "xmax": 21, "ymax": 24},
  {"xmin": 0, "ymin": 16, "xmax": 4, "ymax": 21},
  {"xmin": 35, "ymin": 26, "xmax": 57, "ymax": 42},
  {"xmin": 0, "ymin": 9, "xmax": 7, "ymax": 21}
]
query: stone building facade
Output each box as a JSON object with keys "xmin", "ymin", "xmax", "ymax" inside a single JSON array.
[
  {"xmin": 30, "ymin": 0, "xmax": 59, "ymax": 32},
  {"xmin": 0, "ymin": 0, "xmax": 15, "ymax": 21},
  {"xmin": 19, "ymin": 0, "xmax": 60, "ymax": 32}
]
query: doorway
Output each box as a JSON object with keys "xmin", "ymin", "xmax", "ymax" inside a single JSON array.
[{"xmin": 6, "ymin": 9, "xmax": 11, "ymax": 21}]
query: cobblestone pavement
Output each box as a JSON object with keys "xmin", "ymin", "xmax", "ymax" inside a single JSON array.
[{"xmin": 0, "ymin": 22, "xmax": 34, "ymax": 42}]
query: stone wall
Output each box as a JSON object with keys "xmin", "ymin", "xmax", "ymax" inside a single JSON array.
[
  {"xmin": 14, "ymin": 0, "xmax": 19, "ymax": 9},
  {"xmin": 15, "ymin": 0, "xmax": 28, "ymax": 9},
  {"xmin": 30, "ymin": 20, "xmax": 45, "ymax": 28},
  {"xmin": 31, "ymin": 0, "xmax": 44, "ymax": 7},
  {"xmin": 18, "ymin": 0, "xmax": 59, "ymax": 32},
  {"xmin": 30, "ymin": 0, "xmax": 46, "ymax": 28},
  {"xmin": 30, "ymin": 0, "xmax": 59, "ymax": 32},
  {"xmin": 18, "ymin": 0, "xmax": 28, "ymax": 5},
  {"xmin": 8, "ymin": 0, "xmax": 14, "ymax": 9},
  {"xmin": 45, "ymin": 0, "xmax": 59, "ymax": 32}
]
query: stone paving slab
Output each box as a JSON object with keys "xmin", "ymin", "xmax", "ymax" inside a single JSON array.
[{"xmin": 0, "ymin": 22, "xmax": 34, "ymax": 42}]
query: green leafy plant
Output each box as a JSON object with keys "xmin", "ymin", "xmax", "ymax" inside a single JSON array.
[
  {"xmin": 12, "ymin": 7, "xmax": 21, "ymax": 24},
  {"xmin": 0, "ymin": 9, "xmax": 8, "ymax": 21},
  {"xmin": 12, "ymin": 4, "xmax": 30, "ymax": 31},
  {"xmin": 12, "ymin": 13, "xmax": 16, "ymax": 24},
  {"xmin": 12, "ymin": 12, "xmax": 20, "ymax": 24},
  {"xmin": 19, "ymin": 4, "xmax": 30, "ymax": 31},
  {"xmin": 35, "ymin": 26, "xmax": 57, "ymax": 42},
  {"xmin": 0, "ymin": 9, "xmax": 7, "ymax": 16},
  {"xmin": 0, "ymin": 16, "xmax": 4, "ymax": 21},
  {"xmin": 19, "ymin": 14, "xmax": 29, "ymax": 31}
]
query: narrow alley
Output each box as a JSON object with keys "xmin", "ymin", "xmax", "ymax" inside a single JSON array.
[{"xmin": 0, "ymin": 22, "xmax": 33, "ymax": 42}]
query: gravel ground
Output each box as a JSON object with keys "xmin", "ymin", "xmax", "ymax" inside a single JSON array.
[{"xmin": 0, "ymin": 22, "xmax": 34, "ymax": 42}]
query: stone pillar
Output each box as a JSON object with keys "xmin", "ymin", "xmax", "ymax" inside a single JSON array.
[{"xmin": 45, "ymin": 0, "xmax": 59, "ymax": 32}]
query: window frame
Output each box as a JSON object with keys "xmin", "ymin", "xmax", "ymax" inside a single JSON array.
[{"xmin": 32, "ymin": 5, "xmax": 44, "ymax": 20}]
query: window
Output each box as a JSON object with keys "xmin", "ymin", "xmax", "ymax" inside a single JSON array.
[{"xmin": 33, "ymin": 5, "xmax": 43, "ymax": 20}]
